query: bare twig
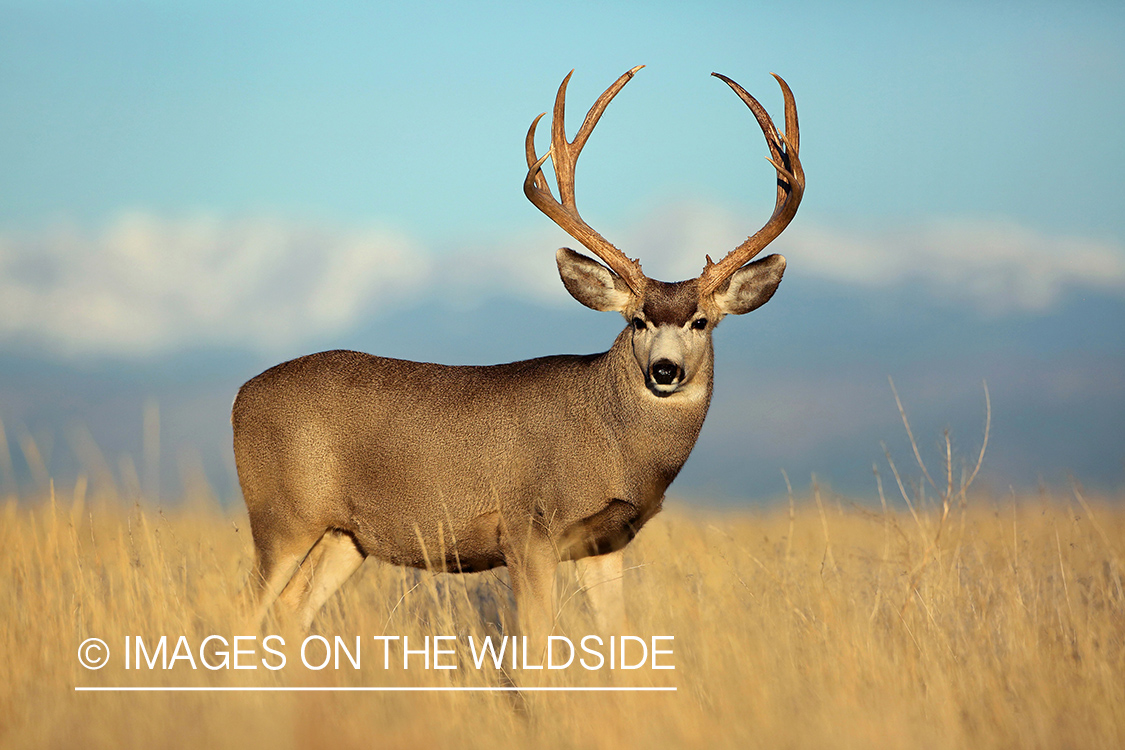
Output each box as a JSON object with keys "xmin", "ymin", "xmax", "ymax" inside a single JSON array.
[
  {"xmin": 813, "ymin": 476, "xmax": 836, "ymax": 576},
  {"xmin": 888, "ymin": 376, "xmax": 937, "ymax": 491},
  {"xmin": 781, "ymin": 468, "xmax": 795, "ymax": 563},
  {"xmin": 963, "ymin": 380, "xmax": 991, "ymax": 494},
  {"xmin": 882, "ymin": 442, "xmax": 925, "ymax": 540},
  {"xmin": 870, "ymin": 463, "xmax": 891, "ymax": 623}
]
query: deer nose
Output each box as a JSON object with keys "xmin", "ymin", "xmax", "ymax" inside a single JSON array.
[{"xmin": 650, "ymin": 359, "xmax": 681, "ymax": 386}]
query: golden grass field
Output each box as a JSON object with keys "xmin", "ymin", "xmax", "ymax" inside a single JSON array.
[{"xmin": 1, "ymin": 470, "xmax": 1122, "ymax": 749}]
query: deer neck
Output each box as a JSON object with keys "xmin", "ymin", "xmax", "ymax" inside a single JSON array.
[{"xmin": 595, "ymin": 327, "xmax": 714, "ymax": 480}]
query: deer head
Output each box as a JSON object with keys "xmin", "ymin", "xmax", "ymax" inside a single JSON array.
[{"xmin": 525, "ymin": 66, "xmax": 805, "ymax": 397}]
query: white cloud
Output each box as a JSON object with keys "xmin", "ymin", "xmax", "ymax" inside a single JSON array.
[
  {"xmin": 585, "ymin": 202, "xmax": 1125, "ymax": 312},
  {"xmin": 787, "ymin": 218, "xmax": 1125, "ymax": 311},
  {"xmin": 1, "ymin": 205, "xmax": 1122, "ymax": 357},
  {"xmin": 0, "ymin": 213, "xmax": 428, "ymax": 355}
]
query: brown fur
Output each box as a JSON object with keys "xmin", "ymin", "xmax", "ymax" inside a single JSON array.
[
  {"xmin": 642, "ymin": 279, "xmax": 701, "ymax": 326},
  {"xmin": 233, "ymin": 325, "xmax": 713, "ymax": 636}
]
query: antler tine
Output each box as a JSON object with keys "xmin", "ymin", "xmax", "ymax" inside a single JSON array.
[
  {"xmin": 772, "ymin": 72, "xmax": 799, "ymax": 154},
  {"xmin": 699, "ymin": 73, "xmax": 804, "ymax": 297},
  {"xmin": 524, "ymin": 113, "xmax": 554, "ymax": 199},
  {"xmin": 524, "ymin": 66, "xmax": 647, "ymax": 295}
]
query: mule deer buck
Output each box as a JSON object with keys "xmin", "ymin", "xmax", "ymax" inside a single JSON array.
[{"xmin": 233, "ymin": 66, "xmax": 803, "ymax": 642}]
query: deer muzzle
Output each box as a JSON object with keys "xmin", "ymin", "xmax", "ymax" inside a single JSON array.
[
  {"xmin": 646, "ymin": 357, "xmax": 685, "ymax": 397},
  {"xmin": 650, "ymin": 359, "xmax": 681, "ymax": 386}
]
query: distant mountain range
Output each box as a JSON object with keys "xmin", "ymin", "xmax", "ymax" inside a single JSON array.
[{"xmin": 2, "ymin": 276, "xmax": 1121, "ymax": 505}]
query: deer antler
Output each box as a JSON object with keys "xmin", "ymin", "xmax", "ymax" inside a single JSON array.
[
  {"xmin": 524, "ymin": 66, "xmax": 648, "ymax": 296},
  {"xmin": 698, "ymin": 73, "xmax": 804, "ymax": 297}
]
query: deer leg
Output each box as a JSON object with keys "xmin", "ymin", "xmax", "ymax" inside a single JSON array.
[
  {"xmin": 249, "ymin": 540, "xmax": 317, "ymax": 629},
  {"xmin": 277, "ymin": 533, "xmax": 329, "ymax": 611},
  {"xmin": 248, "ymin": 519, "xmax": 324, "ymax": 625},
  {"xmin": 290, "ymin": 530, "xmax": 366, "ymax": 631},
  {"xmin": 507, "ymin": 533, "xmax": 558, "ymax": 656},
  {"xmin": 576, "ymin": 548, "xmax": 628, "ymax": 634}
]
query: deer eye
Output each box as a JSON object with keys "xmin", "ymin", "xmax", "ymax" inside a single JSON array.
[
  {"xmin": 632, "ymin": 317, "xmax": 646, "ymax": 331},
  {"xmin": 691, "ymin": 318, "xmax": 708, "ymax": 330}
]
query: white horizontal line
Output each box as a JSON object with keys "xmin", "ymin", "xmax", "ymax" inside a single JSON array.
[{"xmin": 75, "ymin": 686, "xmax": 675, "ymax": 692}]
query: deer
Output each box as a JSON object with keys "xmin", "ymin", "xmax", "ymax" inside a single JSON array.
[{"xmin": 232, "ymin": 66, "xmax": 803, "ymax": 645}]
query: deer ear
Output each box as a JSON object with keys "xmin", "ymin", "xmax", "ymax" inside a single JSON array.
[
  {"xmin": 712, "ymin": 254, "xmax": 786, "ymax": 315},
  {"xmin": 556, "ymin": 247, "xmax": 634, "ymax": 312}
]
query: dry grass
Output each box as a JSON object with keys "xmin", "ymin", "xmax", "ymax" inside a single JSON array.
[{"xmin": 1, "ymin": 476, "xmax": 1122, "ymax": 750}]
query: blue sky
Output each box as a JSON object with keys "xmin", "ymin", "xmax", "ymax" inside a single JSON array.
[
  {"xmin": 4, "ymin": 2, "xmax": 1123, "ymax": 239},
  {"xmin": 1, "ymin": 1, "xmax": 1122, "ymax": 502}
]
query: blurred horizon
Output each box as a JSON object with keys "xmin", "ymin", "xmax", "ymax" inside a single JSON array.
[{"xmin": 1, "ymin": 1, "xmax": 1122, "ymax": 503}]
